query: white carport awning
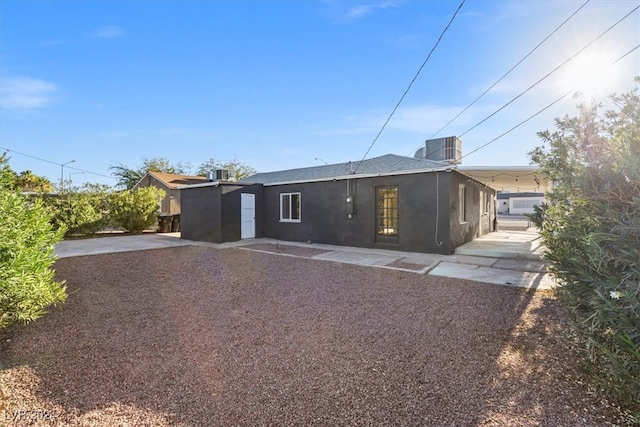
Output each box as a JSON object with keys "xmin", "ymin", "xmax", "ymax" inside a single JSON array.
[{"xmin": 457, "ymin": 166, "xmax": 550, "ymax": 193}]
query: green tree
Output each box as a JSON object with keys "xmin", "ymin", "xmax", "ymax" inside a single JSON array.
[
  {"xmin": 0, "ymin": 164, "xmax": 54, "ymax": 192},
  {"xmin": 529, "ymin": 79, "xmax": 640, "ymax": 419},
  {"xmin": 0, "ymin": 154, "xmax": 66, "ymax": 328},
  {"xmin": 16, "ymin": 170, "xmax": 54, "ymax": 192},
  {"xmin": 196, "ymin": 158, "xmax": 256, "ymax": 180},
  {"xmin": 109, "ymin": 163, "xmax": 145, "ymax": 190},
  {"xmin": 110, "ymin": 157, "xmax": 190, "ymax": 189},
  {"xmin": 110, "ymin": 187, "xmax": 165, "ymax": 233}
]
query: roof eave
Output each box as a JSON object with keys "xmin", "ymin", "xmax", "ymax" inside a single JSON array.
[{"xmin": 259, "ymin": 166, "xmax": 454, "ymax": 186}]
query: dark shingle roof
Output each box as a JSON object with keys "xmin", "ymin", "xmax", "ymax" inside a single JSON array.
[{"xmin": 240, "ymin": 154, "xmax": 447, "ymax": 185}]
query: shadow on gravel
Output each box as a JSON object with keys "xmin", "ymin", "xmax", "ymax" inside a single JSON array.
[{"xmin": 0, "ymin": 245, "xmax": 612, "ymax": 426}]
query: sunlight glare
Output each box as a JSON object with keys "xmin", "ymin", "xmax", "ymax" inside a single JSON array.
[{"xmin": 560, "ymin": 51, "xmax": 616, "ymax": 98}]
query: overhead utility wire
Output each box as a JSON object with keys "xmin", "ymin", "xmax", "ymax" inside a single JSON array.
[
  {"xmin": 1, "ymin": 145, "xmax": 60, "ymax": 167},
  {"xmin": 352, "ymin": 0, "xmax": 466, "ymax": 174},
  {"xmin": 0, "ymin": 145, "xmax": 116, "ymax": 180},
  {"xmin": 410, "ymin": 2, "xmax": 639, "ymax": 165},
  {"xmin": 424, "ymin": 0, "xmax": 591, "ymax": 143},
  {"xmin": 456, "ymin": 3, "xmax": 639, "ymax": 140},
  {"xmin": 388, "ymin": 43, "xmax": 639, "ymax": 176},
  {"xmin": 458, "ymin": 44, "xmax": 640, "ymax": 161}
]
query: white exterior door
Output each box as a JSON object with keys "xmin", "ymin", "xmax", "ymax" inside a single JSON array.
[{"xmin": 241, "ymin": 193, "xmax": 255, "ymax": 239}]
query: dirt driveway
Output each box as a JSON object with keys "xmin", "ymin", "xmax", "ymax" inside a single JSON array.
[{"xmin": 0, "ymin": 246, "xmax": 616, "ymax": 426}]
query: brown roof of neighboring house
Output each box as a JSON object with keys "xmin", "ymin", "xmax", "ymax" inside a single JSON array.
[{"xmin": 146, "ymin": 171, "xmax": 208, "ymax": 189}]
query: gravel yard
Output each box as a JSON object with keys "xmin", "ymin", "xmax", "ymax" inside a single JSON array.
[{"xmin": 0, "ymin": 245, "xmax": 618, "ymax": 426}]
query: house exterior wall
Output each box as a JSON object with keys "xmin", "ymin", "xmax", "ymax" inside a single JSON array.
[
  {"xmin": 497, "ymin": 199, "xmax": 509, "ymax": 214},
  {"xmin": 496, "ymin": 193, "xmax": 545, "ymax": 215},
  {"xmin": 509, "ymin": 196, "xmax": 545, "ymax": 215},
  {"xmin": 133, "ymin": 175, "xmax": 179, "ymax": 215},
  {"xmin": 262, "ymin": 172, "xmax": 458, "ymax": 255},
  {"xmin": 179, "ymin": 184, "xmax": 264, "ymax": 243},
  {"xmin": 181, "ymin": 172, "xmax": 494, "ymax": 254},
  {"xmin": 220, "ymin": 184, "xmax": 264, "ymax": 242},
  {"xmin": 448, "ymin": 172, "xmax": 495, "ymax": 250}
]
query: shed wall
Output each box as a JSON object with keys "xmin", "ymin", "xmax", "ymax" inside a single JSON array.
[
  {"xmin": 180, "ymin": 186, "xmax": 222, "ymax": 242},
  {"xmin": 179, "ymin": 184, "xmax": 264, "ymax": 243}
]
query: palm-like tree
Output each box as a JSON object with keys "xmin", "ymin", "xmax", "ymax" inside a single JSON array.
[{"xmin": 17, "ymin": 170, "xmax": 54, "ymax": 192}]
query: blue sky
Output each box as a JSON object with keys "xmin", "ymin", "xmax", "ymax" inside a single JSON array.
[{"xmin": 1, "ymin": 0, "xmax": 639, "ymax": 187}]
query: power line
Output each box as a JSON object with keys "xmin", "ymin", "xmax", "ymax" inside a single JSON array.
[
  {"xmin": 424, "ymin": 0, "xmax": 592, "ymax": 143},
  {"xmin": 461, "ymin": 91, "xmax": 573, "ymax": 160},
  {"xmin": 457, "ymin": 4, "xmax": 639, "ymax": 140},
  {"xmin": 1, "ymin": 145, "xmax": 60, "ymax": 167},
  {"xmin": 387, "ymin": 42, "xmax": 639, "ymax": 176},
  {"xmin": 0, "ymin": 145, "xmax": 116, "ymax": 180},
  {"xmin": 353, "ymin": 0, "xmax": 466, "ymax": 174},
  {"xmin": 413, "ymin": 3, "xmax": 639, "ymax": 163},
  {"xmin": 459, "ymin": 43, "xmax": 640, "ymax": 161}
]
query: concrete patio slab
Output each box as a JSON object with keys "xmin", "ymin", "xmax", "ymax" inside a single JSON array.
[
  {"xmin": 449, "ymin": 254, "xmax": 498, "ymax": 267},
  {"xmin": 454, "ymin": 231, "xmax": 545, "ymax": 261},
  {"xmin": 313, "ymin": 250, "xmax": 403, "ymax": 266},
  {"xmin": 429, "ymin": 262, "xmax": 556, "ymax": 290},
  {"xmin": 493, "ymin": 258, "xmax": 549, "ymax": 273},
  {"xmin": 55, "ymin": 233, "xmax": 190, "ymax": 258}
]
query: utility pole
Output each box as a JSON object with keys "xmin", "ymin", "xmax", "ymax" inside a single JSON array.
[{"xmin": 60, "ymin": 160, "xmax": 75, "ymax": 191}]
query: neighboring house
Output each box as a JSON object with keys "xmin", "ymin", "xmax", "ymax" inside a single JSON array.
[
  {"xmin": 180, "ymin": 154, "xmax": 496, "ymax": 255},
  {"xmin": 496, "ymin": 192, "xmax": 545, "ymax": 215},
  {"xmin": 133, "ymin": 171, "xmax": 208, "ymax": 215}
]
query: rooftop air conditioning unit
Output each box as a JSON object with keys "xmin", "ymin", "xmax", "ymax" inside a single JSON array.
[
  {"xmin": 414, "ymin": 136, "xmax": 462, "ymax": 164},
  {"xmin": 214, "ymin": 169, "xmax": 229, "ymax": 181}
]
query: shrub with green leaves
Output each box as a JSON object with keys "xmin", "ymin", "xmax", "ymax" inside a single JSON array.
[
  {"xmin": 0, "ymin": 156, "xmax": 66, "ymax": 329},
  {"xmin": 529, "ymin": 79, "xmax": 640, "ymax": 418},
  {"xmin": 110, "ymin": 187, "xmax": 165, "ymax": 233},
  {"xmin": 42, "ymin": 187, "xmax": 110, "ymax": 236}
]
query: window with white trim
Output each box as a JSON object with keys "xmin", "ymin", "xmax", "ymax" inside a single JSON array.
[
  {"xmin": 280, "ymin": 192, "xmax": 301, "ymax": 222},
  {"xmin": 458, "ymin": 185, "xmax": 466, "ymax": 223}
]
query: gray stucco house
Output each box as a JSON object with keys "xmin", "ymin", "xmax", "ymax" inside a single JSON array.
[{"xmin": 180, "ymin": 153, "xmax": 496, "ymax": 255}]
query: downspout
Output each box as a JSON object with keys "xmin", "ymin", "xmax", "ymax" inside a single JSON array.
[{"xmin": 434, "ymin": 171, "xmax": 443, "ymax": 247}]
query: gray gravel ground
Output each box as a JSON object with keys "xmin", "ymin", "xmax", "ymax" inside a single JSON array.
[{"xmin": 0, "ymin": 245, "xmax": 620, "ymax": 426}]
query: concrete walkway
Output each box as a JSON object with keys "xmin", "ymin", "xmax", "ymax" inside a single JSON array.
[{"xmin": 55, "ymin": 230, "xmax": 556, "ymax": 290}]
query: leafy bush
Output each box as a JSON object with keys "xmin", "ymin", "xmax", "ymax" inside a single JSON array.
[
  {"xmin": 40, "ymin": 184, "xmax": 113, "ymax": 237},
  {"xmin": 0, "ymin": 156, "xmax": 66, "ymax": 328},
  {"xmin": 110, "ymin": 187, "xmax": 165, "ymax": 233},
  {"xmin": 529, "ymin": 80, "xmax": 640, "ymax": 419},
  {"xmin": 524, "ymin": 202, "xmax": 546, "ymax": 230}
]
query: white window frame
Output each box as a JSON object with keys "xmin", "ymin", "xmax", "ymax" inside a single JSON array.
[
  {"xmin": 458, "ymin": 185, "xmax": 467, "ymax": 223},
  {"xmin": 280, "ymin": 192, "xmax": 301, "ymax": 223}
]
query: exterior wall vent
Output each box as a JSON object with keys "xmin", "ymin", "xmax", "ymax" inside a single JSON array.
[{"xmin": 414, "ymin": 136, "xmax": 462, "ymax": 164}]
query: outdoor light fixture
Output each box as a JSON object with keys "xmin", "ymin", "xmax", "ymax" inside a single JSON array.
[
  {"xmin": 346, "ymin": 196, "xmax": 353, "ymax": 203},
  {"xmin": 60, "ymin": 160, "xmax": 76, "ymax": 191}
]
